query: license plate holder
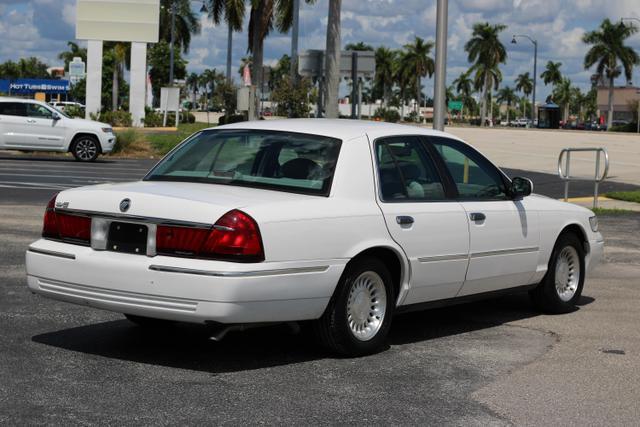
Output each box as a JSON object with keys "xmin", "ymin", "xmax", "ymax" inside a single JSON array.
[{"xmin": 107, "ymin": 221, "xmax": 148, "ymax": 255}]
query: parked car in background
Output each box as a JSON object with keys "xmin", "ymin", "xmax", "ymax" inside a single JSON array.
[
  {"xmin": 0, "ymin": 97, "xmax": 115, "ymax": 161},
  {"xmin": 25, "ymin": 119, "xmax": 604, "ymax": 356},
  {"xmin": 513, "ymin": 118, "xmax": 530, "ymax": 127},
  {"xmin": 50, "ymin": 101, "xmax": 85, "ymax": 112}
]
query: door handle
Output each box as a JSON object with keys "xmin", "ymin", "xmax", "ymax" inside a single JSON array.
[
  {"xmin": 396, "ymin": 216, "xmax": 414, "ymax": 225},
  {"xmin": 469, "ymin": 212, "xmax": 486, "ymax": 221},
  {"xmin": 27, "ymin": 119, "xmax": 36, "ymax": 123}
]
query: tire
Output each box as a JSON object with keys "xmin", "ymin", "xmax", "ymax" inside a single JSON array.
[
  {"xmin": 529, "ymin": 232, "xmax": 585, "ymax": 313},
  {"xmin": 313, "ymin": 256, "xmax": 395, "ymax": 357},
  {"xmin": 71, "ymin": 136, "xmax": 100, "ymax": 162},
  {"xmin": 124, "ymin": 314, "xmax": 174, "ymax": 328}
]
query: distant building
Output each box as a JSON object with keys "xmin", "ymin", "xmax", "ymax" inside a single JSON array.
[{"xmin": 597, "ymin": 85, "xmax": 640, "ymax": 122}]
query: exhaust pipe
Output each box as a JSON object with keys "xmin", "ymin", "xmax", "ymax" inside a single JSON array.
[{"xmin": 208, "ymin": 322, "xmax": 300, "ymax": 341}]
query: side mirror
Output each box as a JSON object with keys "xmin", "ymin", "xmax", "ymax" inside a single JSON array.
[
  {"xmin": 52, "ymin": 112, "xmax": 61, "ymax": 121},
  {"xmin": 511, "ymin": 176, "xmax": 533, "ymax": 199}
]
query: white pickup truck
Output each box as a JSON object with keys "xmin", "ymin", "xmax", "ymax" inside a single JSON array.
[{"xmin": 0, "ymin": 97, "xmax": 115, "ymax": 161}]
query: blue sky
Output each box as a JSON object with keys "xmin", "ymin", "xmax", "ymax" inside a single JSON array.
[{"xmin": 1, "ymin": 0, "xmax": 640, "ymax": 101}]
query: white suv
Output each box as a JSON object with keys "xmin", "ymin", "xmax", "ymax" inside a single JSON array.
[{"xmin": 0, "ymin": 98, "xmax": 115, "ymax": 161}]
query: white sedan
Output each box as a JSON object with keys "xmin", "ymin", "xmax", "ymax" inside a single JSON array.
[{"xmin": 25, "ymin": 119, "xmax": 604, "ymax": 356}]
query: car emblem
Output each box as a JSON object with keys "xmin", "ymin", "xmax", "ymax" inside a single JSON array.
[{"xmin": 119, "ymin": 198, "xmax": 131, "ymax": 212}]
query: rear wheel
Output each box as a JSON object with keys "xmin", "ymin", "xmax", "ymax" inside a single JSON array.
[
  {"xmin": 313, "ymin": 257, "xmax": 394, "ymax": 356},
  {"xmin": 71, "ymin": 136, "xmax": 100, "ymax": 162},
  {"xmin": 530, "ymin": 233, "xmax": 585, "ymax": 313}
]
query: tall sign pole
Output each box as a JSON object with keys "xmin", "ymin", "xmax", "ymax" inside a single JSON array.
[{"xmin": 433, "ymin": 0, "xmax": 448, "ymax": 131}]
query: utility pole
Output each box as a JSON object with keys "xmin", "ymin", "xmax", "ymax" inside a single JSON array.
[{"xmin": 433, "ymin": 0, "xmax": 448, "ymax": 131}]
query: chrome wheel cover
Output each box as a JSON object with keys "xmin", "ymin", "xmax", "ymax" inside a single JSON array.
[
  {"xmin": 555, "ymin": 246, "xmax": 581, "ymax": 302},
  {"xmin": 75, "ymin": 138, "xmax": 97, "ymax": 160},
  {"xmin": 346, "ymin": 271, "xmax": 387, "ymax": 341}
]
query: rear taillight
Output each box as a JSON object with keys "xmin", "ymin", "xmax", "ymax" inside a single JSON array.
[
  {"xmin": 42, "ymin": 194, "xmax": 59, "ymax": 239},
  {"xmin": 42, "ymin": 194, "xmax": 91, "ymax": 245},
  {"xmin": 156, "ymin": 209, "xmax": 264, "ymax": 262}
]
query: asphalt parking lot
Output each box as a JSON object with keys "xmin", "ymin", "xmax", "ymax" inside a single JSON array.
[{"xmin": 1, "ymin": 154, "xmax": 640, "ymax": 424}]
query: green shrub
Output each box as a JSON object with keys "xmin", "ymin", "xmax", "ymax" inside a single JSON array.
[
  {"xmin": 218, "ymin": 114, "xmax": 246, "ymax": 125},
  {"xmin": 99, "ymin": 110, "xmax": 132, "ymax": 127},
  {"xmin": 142, "ymin": 110, "xmax": 195, "ymax": 127},
  {"xmin": 374, "ymin": 107, "xmax": 400, "ymax": 123},
  {"xmin": 64, "ymin": 105, "xmax": 84, "ymax": 118},
  {"xmin": 609, "ymin": 122, "xmax": 638, "ymax": 132},
  {"xmin": 112, "ymin": 129, "xmax": 140, "ymax": 153}
]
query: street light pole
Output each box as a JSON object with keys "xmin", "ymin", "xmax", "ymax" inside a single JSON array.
[
  {"xmin": 433, "ymin": 0, "xmax": 448, "ymax": 131},
  {"xmin": 512, "ymin": 34, "xmax": 538, "ymax": 126}
]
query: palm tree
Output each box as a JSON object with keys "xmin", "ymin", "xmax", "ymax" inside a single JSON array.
[
  {"xmin": 583, "ymin": 18, "xmax": 639, "ymax": 128},
  {"xmin": 324, "ymin": 0, "xmax": 341, "ymax": 118},
  {"xmin": 472, "ymin": 63, "xmax": 502, "ymax": 123},
  {"xmin": 345, "ymin": 41, "xmax": 373, "ymax": 51},
  {"xmin": 200, "ymin": 69, "xmax": 222, "ymax": 111},
  {"xmin": 402, "ymin": 36, "xmax": 435, "ymax": 113},
  {"xmin": 186, "ymin": 72, "xmax": 200, "ymax": 108},
  {"xmin": 374, "ymin": 47, "xmax": 396, "ymax": 107},
  {"xmin": 159, "ymin": 0, "xmax": 201, "ymax": 54},
  {"xmin": 465, "ymin": 22, "xmax": 508, "ymax": 126},
  {"xmin": 452, "ymin": 71, "xmax": 473, "ymax": 118},
  {"xmin": 247, "ymin": 0, "xmax": 317, "ymax": 119},
  {"xmin": 553, "ymin": 77, "xmax": 573, "ymax": 122},
  {"xmin": 515, "ymin": 72, "xmax": 533, "ymax": 118},
  {"xmin": 394, "ymin": 51, "xmax": 414, "ymax": 120},
  {"xmin": 58, "ymin": 42, "xmax": 87, "ymax": 69},
  {"xmin": 540, "ymin": 61, "xmax": 563, "ymax": 87},
  {"xmin": 497, "ymin": 86, "xmax": 517, "ymax": 124},
  {"xmin": 207, "ymin": 0, "xmax": 245, "ymax": 81},
  {"xmin": 570, "ymin": 86, "xmax": 586, "ymax": 121},
  {"xmin": 110, "ymin": 43, "xmax": 129, "ymax": 111}
]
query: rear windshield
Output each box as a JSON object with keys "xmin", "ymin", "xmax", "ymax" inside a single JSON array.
[{"xmin": 145, "ymin": 129, "xmax": 342, "ymax": 196}]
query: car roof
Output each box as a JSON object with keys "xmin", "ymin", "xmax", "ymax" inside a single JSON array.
[{"xmin": 215, "ymin": 118, "xmax": 464, "ymax": 142}]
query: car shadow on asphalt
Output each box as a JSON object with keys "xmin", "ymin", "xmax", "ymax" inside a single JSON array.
[{"xmin": 31, "ymin": 293, "xmax": 595, "ymax": 373}]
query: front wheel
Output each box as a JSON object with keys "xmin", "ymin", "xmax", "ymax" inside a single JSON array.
[
  {"xmin": 71, "ymin": 136, "xmax": 100, "ymax": 162},
  {"xmin": 313, "ymin": 257, "xmax": 395, "ymax": 356},
  {"xmin": 530, "ymin": 233, "xmax": 585, "ymax": 313}
]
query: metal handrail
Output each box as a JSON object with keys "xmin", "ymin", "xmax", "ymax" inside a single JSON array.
[{"xmin": 558, "ymin": 147, "xmax": 609, "ymax": 208}]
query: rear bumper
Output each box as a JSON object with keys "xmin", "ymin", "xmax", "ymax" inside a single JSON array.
[{"xmin": 26, "ymin": 239, "xmax": 345, "ymax": 324}]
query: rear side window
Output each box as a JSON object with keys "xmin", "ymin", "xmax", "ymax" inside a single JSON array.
[
  {"xmin": 146, "ymin": 129, "xmax": 342, "ymax": 196},
  {"xmin": 375, "ymin": 136, "xmax": 446, "ymax": 201},
  {"xmin": 0, "ymin": 102, "xmax": 27, "ymax": 117},
  {"xmin": 429, "ymin": 137, "xmax": 509, "ymax": 200}
]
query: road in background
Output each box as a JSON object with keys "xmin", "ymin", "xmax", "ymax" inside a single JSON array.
[
  {"xmin": 1, "ymin": 154, "xmax": 638, "ymax": 206},
  {"xmin": 448, "ymin": 127, "xmax": 640, "ymax": 186}
]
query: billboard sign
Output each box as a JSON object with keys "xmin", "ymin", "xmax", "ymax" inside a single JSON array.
[
  {"xmin": 298, "ymin": 50, "xmax": 376, "ymax": 78},
  {"xmin": 0, "ymin": 79, "xmax": 70, "ymax": 94},
  {"xmin": 76, "ymin": 0, "xmax": 160, "ymax": 43}
]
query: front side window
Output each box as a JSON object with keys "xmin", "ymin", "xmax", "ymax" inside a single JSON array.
[
  {"xmin": 0, "ymin": 102, "xmax": 27, "ymax": 117},
  {"xmin": 145, "ymin": 130, "xmax": 341, "ymax": 196},
  {"xmin": 375, "ymin": 136, "xmax": 446, "ymax": 201},
  {"xmin": 430, "ymin": 137, "xmax": 509, "ymax": 200},
  {"xmin": 26, "ymin": 103, "xmax": 53, "ymax": 119}
]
